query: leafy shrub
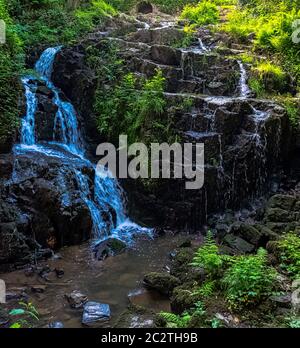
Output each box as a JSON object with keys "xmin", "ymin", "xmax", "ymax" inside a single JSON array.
[
  {"xmin": 159, "ymin": 311, "xmax": 191, "ymax": 328},
  {"xmin": 191, "ymin": 232, "xmax": 223, "ymax": 276},
  {"xmin": 252, "ymin": 61, "xmax": 287, "ymax": 93},
  {"xmin": 192, "ymin": 280, "xmax": 216, "ymax": 298},
  {"xmin": 9, "ymin": 302, "xmax": 39, "ymax": 328},
  {"xmin": 95, "ymin": 68, "xmax": 168, "ymax": 144},
  {"xmin": 249, "ymin": 77, "xmax": 265, "ymax": 97},
  {"xmin": 159, "ymin": 301, "xmax": 206, "ymax": 328},
  {"xmin": 283, "ymin": 99, "xmax": 300, "ymax": 128},
  {"xmin": 278, "ymin": 232, "xmax": 300, "ymax": 279},
  {"xmin": 222, "ymin": 248, "xmax": 277, "ymax": 308},
  {"xmin": 180, "ymin": 1, "xmax": 220, "ymax": 26},
  {"xmin": 287, "ymin": 318, "xmax": 300, "ymax": 328},
  {"xmin": 222, "ymin": 1, "xmax": 300, "ymax": 85}
]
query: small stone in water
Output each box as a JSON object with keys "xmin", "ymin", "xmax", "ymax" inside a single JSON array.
[
  {"xmin": 82, "ymin": 302, "xmax": 110, "ymax": 325},
  {"xmin": 65, "ymin": 290, "xmax": 88, "ymax": 309},
  {"xmin": 55, "ymin": 268, "xmax": 64, "ymax": 278},
  {"xmin": 31, "ymin": 285, "xmax": 46, "ymax": 293},
  {"xmin": 48, "ymin": 321, "xmax": 64, "ymax": 328}
]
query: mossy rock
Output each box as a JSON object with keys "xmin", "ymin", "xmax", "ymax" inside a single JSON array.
[
  {"xmin": 143, "ymin": 272, "xmax": 181, "ymax": 296},
  {"xmin": 170, "ymin": 284, "xmax": 203, "ymax": 314},
  {"xmin": 267, "ymin": 195, "xmax": 296, "ymax": 211},
  {"xmin": 170, "ymin": 247, "xmax": 205, "ymax": 283}
]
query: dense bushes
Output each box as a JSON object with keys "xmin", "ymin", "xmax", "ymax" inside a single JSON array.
[
  {"xmin": 7, "ymin": 0, "xmax": 116, "ymax": 47},
  {"xmin": 0, "ymin": 0, "xmax": 118, "ymax": 149},
  {"xmin": 222, "ymin": 248, "xmax": 277, "ymax": 308},
  {"xmin": 222, "ymin": 0, "xmax": 300, "ymax": 86},
  {"xmin": 278, "ymin": 232, "xmax": 300, "ymax": 279},
  {"xmin": 0, "ymin": 0, "xmax": 23, "ymax": 150},
  {"xmin": 180, "ymin": 1, "xmax": 220, "ymax": 26}
]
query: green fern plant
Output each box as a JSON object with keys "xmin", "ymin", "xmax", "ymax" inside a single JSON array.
[{"xmin": 190, "ymin": 232, "xmax": 223, "ymax": 276}]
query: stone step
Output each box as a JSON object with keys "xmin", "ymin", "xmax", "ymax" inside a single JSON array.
[
  {"xmin": 126, "ymin": 27, "xmax": 186, "ymax": 46},
  {"xmin": 129, "ymin": 57, "xmax": 183, "ymax": 80},
  {"xmin": 182, "ymin": 131, "xmax": 222, "ymax": 166}
]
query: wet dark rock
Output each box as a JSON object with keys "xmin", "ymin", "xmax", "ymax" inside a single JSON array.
[
  {"xmin": 54, "ymin": 268, "xmax": 64, "ymax": 278},
  {"xmin": 65, "ymin": 290, "xmax": 88, "ymax": 309},
  {"xmin": 48, "ymin": 321, "xmax": 64, "ymax": 328},
  {"xmin": 6, "ymin": 287, "xmax": 28, "ymax": 301},
  {"xmin": 82, "ymin": 301, "xmax": 111, "ymax": 325},
  {"xmin": 150, "ymin": 45, "xmax": 181, "ymax": 66},
  {"xmin": 265, "ymin": 208, "xmax": 292, "ymax": 223},
  {"xmin": 115, "ymin": 304, "xmax": 156, "ymax": 328},
  {"xmin": 223, "ymin": 234, "xmax": 255, "ymax": 254},
  {"xmin": 171, "ymin": 284, "xmax": 202, "ymax": 314},
  {"xmin": 0, "ymin": 309, "xmax": 9, "ymax": 327},
  {"xmin": 137, "ymin": 1, "xmax": 153, "ymax": 14},
  {"xmin": 178, "ymin": 238, "xmax": 192, "ymax": 248},
  {"xmin": 267, "ymin": 194, "xmax": 296, "ymax": 211},
  {"xmin": 31, "ymin": 285, "xmax": 46, "ymax": 293},
  {"xmin": 0, "ymin": 155, "xmax": 13, "ymax": 179},
  {"xmin": 269, "ymin": 294, "xmax": 292, "ymax": 309},
  {"xmin": 24, "ymin": 266, "xmax": 35, "ymax": 277},
  {"xmin": 143, "ymin": 272, "xmax": 180, "ymax": 296},
  {"xmin": 94, "ymin": 238, "xmax": 127, "ymax": 261}
]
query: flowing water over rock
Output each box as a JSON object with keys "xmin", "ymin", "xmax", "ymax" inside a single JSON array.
[{"xmin": 15, "ymin": 47, "xmax": 153, "ymax": 246}]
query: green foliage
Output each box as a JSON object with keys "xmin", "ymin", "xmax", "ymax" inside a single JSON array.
[
  {"xmin": 9, "ymin": 302, "xmax": 39, "ymax": 328},
  {"xmin": 7, "ymin": 0, "xmax": 116, "ymax": 47},
  {"xmin": 287, "ymin": 318, "xmax": 300, "ymax": 328},
  {"xmin": 190, "ymin": 232, "xmax": 223, "ymax": 276},
  {"xmin": 192, "ymin": 280, "xmax": 216, "ymax": 298},
  {"xmin": 180, "ymin": 1, "xmax": 220, "ymax": 26},
  {"xmin": 159, "ymin": 311, "xmax": 191, "ymax": 328},
  {"xmin": 278, "ymin": 232, "xmax": 300, "ymax": 279},
  {"xmin": 159, "ymin": 301, "xmax": 206, "ymax": 328},
  {"xmin": 106, "ymin": 0, "xmax": 136, "ymax": 12},
  {"xmin": 222, "ymin": 1, "xmax": 300, "ymax": 86},
  {"xmin": 95, "ymin": 68, "xmax": 169, "ymax": 144},
  {"xmin": 283, "ymin": 99, "xmax": 300, "ymax": 128},
  {"xmin": 0, "ymin": 0, "xmax": 23, "ymax": 149},
  {"xmin": 210, "ymin": 317, "xmax": 223, "ymax": 328},
  {"xmin": 222, "ymin": 248, "xmax": 277, "ymax": 308},
  {"xmin": 249, "ymin": 77, "xmax": 265, "ymax": 97},
  {"xmin": 252, "ymin": 61, "xmax": 287, "ymax": 93},
  {"xmin": 171, "ymin": 24, "xmax": 195, "ymax": 48}
]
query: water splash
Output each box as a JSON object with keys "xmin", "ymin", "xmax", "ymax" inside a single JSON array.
[{"xmin": 17, "ymin": 46, "xmax": 153, "ymax": 245}]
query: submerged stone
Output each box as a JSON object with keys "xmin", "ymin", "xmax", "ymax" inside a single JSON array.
[
  {"xmin": 48, "ymin": 321, "xmax": 64, "ymax": 328},
  {"xmin": 65, "ymin": 290, "xmax": 88, "ymax": 309}
]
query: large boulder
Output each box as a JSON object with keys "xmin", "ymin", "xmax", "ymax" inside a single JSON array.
[{"xmin": 93, "ymin": 238, "xmax": 127, "ymax": 261}]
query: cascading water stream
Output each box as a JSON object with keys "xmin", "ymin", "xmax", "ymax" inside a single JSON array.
[
  {"xmin": 16, "ymin": 47, "xmax": 152, "ymax": 245},
  {"xmin": 237, "ymin": 60, "xmax": 251, "ymax": 98}
]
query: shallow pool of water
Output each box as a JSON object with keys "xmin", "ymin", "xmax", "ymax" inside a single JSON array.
[{"xmin": 1, "ymin": 233, "xmax": 198, "ymax": 328}]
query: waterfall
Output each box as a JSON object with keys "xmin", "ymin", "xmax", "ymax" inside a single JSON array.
[
  {"xmin": 17, "ymin": 47, "xmax": 153, "ymax": 245},
  {"xmin": 20, "ymin": 77, "xmax": 37, "ymax": 146},
  {"xmin": 198, "ymin": 38, "xmax": 208, "ymax": 52},
  {"xmin": 237, "ymin": 60, "xmax": 251, "ymax": 98}
]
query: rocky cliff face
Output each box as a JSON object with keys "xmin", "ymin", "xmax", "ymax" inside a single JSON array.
[{"xmin": 52, "ymin": 15, "xmax": 293, "ymax": 230}]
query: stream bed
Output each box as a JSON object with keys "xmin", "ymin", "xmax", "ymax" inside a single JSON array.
[{"xmin": 0, "ymin": 233, "xmax": 199, "ymax": 328}]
